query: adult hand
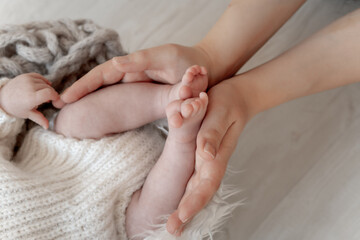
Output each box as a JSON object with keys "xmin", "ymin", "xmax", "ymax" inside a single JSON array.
[
  {"xmin": 166, "ymin": 77, "xmax": 256, "ymax": 235},
  {"xmin": 53, "ymin": 44, "xmax": 211, "ymax": 108}
]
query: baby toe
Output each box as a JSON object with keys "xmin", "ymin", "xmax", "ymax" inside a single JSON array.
[
  {"xmin": 200, "ymin": 66, "xmax": 207, "ymax": 75},
  {"xmin": 190, "ymin": 100, "xmax": 201, "ymax": 115},
  {"xmin": 189, "ymin": 65, "xmax": 201, "ymax": 74},
  {"xmin": 182, "ymin": 72, "xmax": 193, "ymax": 84},
  {"xmin": 199, "ymin": 92, "xmax": 208, "ymax": 105},
  {"xmin": 169, "ymin": 113, "xmax": 183, "ymax": 128},
  {"xmin": 183, "ymin": 67, "xmax": 198, "ymax": 84},
  {"xmin": 166, "ymin": 100, "xmax": 184, "ymax": 128},
  {"xmin": 181, "ymin": 102, "xmax": 194, "ymax": 119},
  {"xmin": 179, "ymin": 85, "xmax": 192, "ymax": 100}
]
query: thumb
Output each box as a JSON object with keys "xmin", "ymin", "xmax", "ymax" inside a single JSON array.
[
  {"xmin": 196, "ymin": 107, "xmax": 233, "ymax": 163},
  {"xmin": 28, "ymin": 109, "xmax": 49, "ymax": 129},
  {"xmin": 61, "ymin": 60, "xmax": 125, "ymax": 104}
]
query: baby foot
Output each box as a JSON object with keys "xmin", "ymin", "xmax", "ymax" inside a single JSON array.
[
  {"xmin": 178, "ymin": 65, "xmax": 208, "ymax": 99},
  {"xmin": 165, "ymin": 65, "xmax": 208, "ymax": 107},
  {"xmin": 166, "ymin": 92, "xmax": 208, "ymax": 144}
]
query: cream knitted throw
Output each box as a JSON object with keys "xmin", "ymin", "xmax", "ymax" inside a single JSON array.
[{"xmin": 0, "ymin": 19, "xmax": 240, "ymax": 240}]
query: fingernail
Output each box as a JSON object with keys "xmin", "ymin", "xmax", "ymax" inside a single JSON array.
[
  {"xmin": 179, "ymin": 212, "xmax": 189, "ymax": 223},
  {"xmin": 174, "ymin": 229, "xmax": 181, "ymax": 237},
  {"xmin": 168, "ymin": 227, "xmax": 175, "ymax": 235},
  {"xmin": 201, "ymin": 66, "xmax": 207, "ymax": 75},
  {"xmin": 204, "ymin": 142, "xmax": 216, "ymax": 159},
  {"xmin": 112, "ymin": 56, "xmax": 130, "ymax": 65}
]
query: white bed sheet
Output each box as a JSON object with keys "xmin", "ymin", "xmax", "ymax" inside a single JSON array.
[{"xmin": 1, "ymin": 0, "xmax": 360, "ymax": 239}]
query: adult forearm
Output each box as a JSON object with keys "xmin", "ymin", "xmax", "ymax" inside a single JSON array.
[
  {"xmin": 197, "ymin": 0, "xmax": 306, "ymax": 86},
  {"xmin": 237, "ymin": 8, "xmax": 360, "ymax": 117}
]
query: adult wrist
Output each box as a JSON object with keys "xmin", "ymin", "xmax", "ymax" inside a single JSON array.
[
  {"xmin": 192, "ymin": 43, "xmax": 219, "ymax": 87},
  {"xmin": 194, "ymin": 41, "xmax": 243, "ymax": 88},
  {"xmin": 229, "ymin": 74, "xmax": 264, "ymax": 120}
]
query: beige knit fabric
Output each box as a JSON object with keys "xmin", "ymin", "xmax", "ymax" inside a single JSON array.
[
  {"xmin": 0, "ymin": 92, "xmax": 165, "ymax": 239},
  {"xmin": 0, "ymin": 19, "xmax": 123, "ymax": 92}
]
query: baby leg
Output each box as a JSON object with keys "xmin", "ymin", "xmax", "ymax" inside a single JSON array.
[
  {"xmin": 54, "ymin": 65, "xmax": 207, "ymax": 139},
  {"xmin": 125, "ymin": 93, "xmax": 208, "ymax": 239},
  {"xmin": 55, "ymin": 82, "xmax": 170, "ymax": 139}
]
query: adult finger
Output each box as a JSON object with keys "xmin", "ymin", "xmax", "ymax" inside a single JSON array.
[
  {"xmin": 122, "ymin": 72, "xmax": 151, "ymax": 83},
  {"xmin": 166, "ymin": 100, "xmax": 235, "ymax": 232},
  {"xmin": 28, "ymin": 109, "xmax": 49, "ymax": 129},
  {"xmin": 176, "ymin": 161, "xmax": 225, "ymax": 224},
  {"xmin": 112, "ymin": 45, "xmax": 174, "ymax": 73},
  {"xmin": 166, "ymin": 210, "xmax": 183, "ymax": 235},
  {"xmin": 176, "ymin": 120, "xmax": 244, "ymax": 227},
  {"xmin": 60, "ymin": 60, "xmax": 125, "ymax": 104},
  {"xmin": 196, "ymin": 101, "xmax": 234, "ymax": 165},
  {"xmin": 166, "ymin": 158, "xmax": 225, "ymax": 233}
]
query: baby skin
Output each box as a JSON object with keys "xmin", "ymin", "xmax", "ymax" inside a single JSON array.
[
  {"xmin": 126, "ymin": 93, "xmax": 208, "ymax": 239},
  {"xmin": 54, "ymin": 65, "xmax": 208, "ymax": 139},
  {"xmin": 53, "ymin": 65, "xmax": 208, "ymax": 238}
]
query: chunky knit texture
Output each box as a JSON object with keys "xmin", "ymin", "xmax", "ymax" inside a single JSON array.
[
  {"xmin": 0, "ymin": 19, "xmax": 123, "ymax": 90},
  {"xmin": 0, "ymin": 19, "xmax": 241, "ymax": 240}
]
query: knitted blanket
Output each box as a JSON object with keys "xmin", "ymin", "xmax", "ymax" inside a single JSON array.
[{"xmin": 0, "ymin": 19, "xmax": 240, "ymax": 240}]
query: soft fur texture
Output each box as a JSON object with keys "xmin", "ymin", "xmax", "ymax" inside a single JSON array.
[{"xmin": 141, "ymin": 185, "xmax": 242, "ymax": 240}]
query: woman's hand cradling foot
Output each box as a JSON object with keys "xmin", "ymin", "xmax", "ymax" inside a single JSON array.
[
  {"xmin": 53, "ymin": 44, "xmax": 212, "ymax": 109},
  {"xmin": 112, "ymin": 44, "xmax": 212, "ymax": 84},
  {"xmin": 166, "ymin": 77, "xmax": 258, "ymax": 236}
]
